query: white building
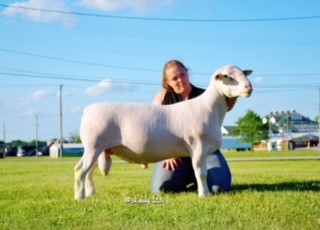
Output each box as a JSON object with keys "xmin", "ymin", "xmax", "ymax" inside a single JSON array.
[{"xmin": 49, "ymin": 143, "xmax": 84, "ymax": 158}]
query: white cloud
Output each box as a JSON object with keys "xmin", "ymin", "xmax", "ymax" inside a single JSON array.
[
  {"xmin": 253, "ymin": 76, "xmax": 263, "ymax": 85},
  {"xmin": 2, "ymin": 0, "xmax": 76, "ymax": 25},
  {"xmin": 85, "ymin": 79, "xmax": 113, "ymax": 96},
  {"xmin": 32, "ymin": 89, "xmax": 53, "ymax": 101},
  {"xmin": 70, "ymin": 106, "xmax": 82, "ymax": 114},
  {"xmin": 55, "ymin": 87, "xmax": 76, "ymax": 99},
  {"xmin": 19, "ymin": 109, "xmax": 38, "ymax": 117},
  {"xmin": 79, "ymin": 0, "xmax": 175, "ymax": 13},
  {"xmin": 85, "ymin": 79, "xmax": 131, "ymax": 97}
]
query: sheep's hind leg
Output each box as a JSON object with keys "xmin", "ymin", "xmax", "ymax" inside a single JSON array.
[
  {"xmin": 85, "ymin": 162, "xmax": 97, "ymax": 198},
  {"xmin": 74, "ymin": 157, "xmax": 85, "ymax": 200},
  {"xmin": 74, "ymin": 150, "xmax": 100, "ymax": 200},
  {"xmin": 98, "ymin": 150, "xmax": 112, "ymax": 176},
  {"xmin": 85, "ymin": 150, "xmax": 113, "ymax": 197}
]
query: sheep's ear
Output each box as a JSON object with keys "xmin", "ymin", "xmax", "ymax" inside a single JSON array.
[{"xmin": 243, "ymin": 70, "xmax": 253, "ymax": 77}]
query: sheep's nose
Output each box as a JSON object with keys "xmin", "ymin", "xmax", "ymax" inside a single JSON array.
[{"xmin": 245, "ymin": 84, "xmax": 253, "ymax": 93}]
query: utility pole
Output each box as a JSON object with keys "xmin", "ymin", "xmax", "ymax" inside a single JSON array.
[
  {"xmin": 3, "ymin": 123, "xmax": 5, "ymax": 143},
  {"xmin": 60, "ymin": 84, "xmax": 63, "ymax": 159},
  {"xmin": 3, "ymin": 123, "xmax": 6, "ymax": 158},
  {"xmin": 35, "ymin": 114, "xmax": 38, "ymax": 158},
  {"xmin": 319, "ymin": 87, "xmax": 320, "ymax": 148}
]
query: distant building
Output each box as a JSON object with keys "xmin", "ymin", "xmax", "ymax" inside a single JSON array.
[
  {"xmin": 266, "ymin": 110, "xmax": 318, "ymax": 135},
  {"xmin": 291, "ymin": 134, "xmax": 318, "ymax": 148},
  {"xmin": 221, "ymin": 126, "xmax": 252, "ymax": 151},
  {"xmin": 263, "ymin": 110, "xmax": 318, "ymax": 150},
  {"xmin": 49, "ymin": 143, "xmax": 84, "ymax": 158},
  {"xmin": 222, "ymin": 110, "xmax": 319, "ymax": 151},
  {"xmin": 221, "ymin": 136, "xmax": 252, "ymax": 151}
]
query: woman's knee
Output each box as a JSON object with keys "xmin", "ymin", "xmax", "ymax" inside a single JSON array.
[
  {"xmin": 206, "ymin": 152, "xmax": 232, "ymax": 193},
  {"xmin": 152, "ymin": 159, "xmax": 197, "ymax": 193}
]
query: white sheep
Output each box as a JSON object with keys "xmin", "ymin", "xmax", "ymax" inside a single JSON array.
[{"xmin": 74, "ymin": 65, "xmax": 253, "ymax": 200}]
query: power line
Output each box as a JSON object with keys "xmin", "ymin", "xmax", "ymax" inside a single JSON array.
[
  {"xmin": 1, "ymin": 48, "xmax": 320, "ymax": 78},
  {"xmin": 0, "ymin": 71, "xmax": 161, "ymax": 86},
  {"xmin": 0, "ymin": 70, "xmax": 319, "ymax": 90},
  {"xmin": 0, "ymin": 64, "xmax": 320, "ymax": 87},
  {"xmin": 0, "ymin": 47, "xmax": 159, "ymax": 73},
  {"xmin": 1, "ymin": 4, "xmax": 320, "ymax": 23},
  {"xmin": 257, "ymin": 73, "xmax": 320, "ymax": 77}
]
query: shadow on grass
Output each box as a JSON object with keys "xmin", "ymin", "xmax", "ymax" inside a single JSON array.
[{"xmin": 233, "ymin": 180, "xmax": 320, "ymax": 193}]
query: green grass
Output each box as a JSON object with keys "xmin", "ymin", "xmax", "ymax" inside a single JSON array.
[
  {"xmin": 225, "ymin": 149, "xmax": 320, "ymax": 159},
  {"xmin": 0, "ymin": 150, "xmax": 319, "ymax": 230}
]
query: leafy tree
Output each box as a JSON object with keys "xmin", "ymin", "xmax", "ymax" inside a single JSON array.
[
  {"xmin": 232, "ymin": 110, "xmax": 269, "ymax": 151},
  {"xmin": 10, "ymin": 140, "xmax": 28, "ymax": 148},
  {"xmin": 29, "ymin": 140, "xmax": 46, "ymax": 147},
  {"xmin": 69, "ymin": 131, "xmax": 82, "ymax": 143}
]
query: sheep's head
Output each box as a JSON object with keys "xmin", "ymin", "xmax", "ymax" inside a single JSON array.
[{"xmin": 214, "ymin": 65, "xmax": 253, "ymax": 98}]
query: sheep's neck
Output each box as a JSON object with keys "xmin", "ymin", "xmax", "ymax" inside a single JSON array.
[
  {"xmin": 225, "ymin": 97, "xmax": 237, "ymax": 111},
  {"xmin": 199, "ymin": 82, "xmax": 228, "ymax": 125}
]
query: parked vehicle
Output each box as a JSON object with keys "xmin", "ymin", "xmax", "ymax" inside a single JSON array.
[
  {"xmin": 17, "ymin": 145, "xmax": 48, "ymax": 157},
  {"xmin": 0, "ymin": 141, "xmax": 7, "ymax": 158}
]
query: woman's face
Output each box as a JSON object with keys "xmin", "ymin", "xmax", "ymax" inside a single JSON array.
[{"xmin": 165, "ymin": 65, "xmax": 191, "ymax": 95}]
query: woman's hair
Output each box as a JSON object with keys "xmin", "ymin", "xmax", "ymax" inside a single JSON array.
[{"xmin": 162, "ymin": 59, "xmax": 188, "ymax": 90}]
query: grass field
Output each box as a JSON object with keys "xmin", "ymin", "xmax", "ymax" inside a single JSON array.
[{"xmin": 0, "ymin": 150, "xmax": 319, "ymax": 230}]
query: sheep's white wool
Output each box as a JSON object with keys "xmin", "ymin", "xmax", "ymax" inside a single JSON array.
[{"xmin": 74, "ymin": 65, "xmax": 253, "ymax": 200}]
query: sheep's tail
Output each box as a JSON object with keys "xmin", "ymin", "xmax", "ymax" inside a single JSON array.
[{"xmin": 98, "ymin": 150, "xmax": 112, "ymax": 176}]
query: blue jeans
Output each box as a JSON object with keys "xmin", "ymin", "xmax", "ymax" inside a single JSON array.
[{"xmin": 152, "ymin": 150, "xmax": 232, "ymax": 194}]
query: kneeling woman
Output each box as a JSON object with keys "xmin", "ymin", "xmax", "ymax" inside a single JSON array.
[{"xmin": 152, "ymin": 60, "xmax": 234, "ymax": 194}]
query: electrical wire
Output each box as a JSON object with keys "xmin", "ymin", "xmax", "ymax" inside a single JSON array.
[{"xmin": 1, "ymin": 4, "xmax": 320, "ymax": 23}]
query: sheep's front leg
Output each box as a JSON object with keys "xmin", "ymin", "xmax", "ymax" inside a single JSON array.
[{"xmin": 191, "ymin": 147, "xmax": 210, "ymax": 197}]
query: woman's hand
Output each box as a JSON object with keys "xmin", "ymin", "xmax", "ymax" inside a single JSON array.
[{"xmin": 162, "ymin": 158, "xmax": 183, "ymax": 171}]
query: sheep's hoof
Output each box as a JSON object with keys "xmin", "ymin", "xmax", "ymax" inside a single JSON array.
[
  {"xmin": 75, "ymin": 194, "xmax": 85, "ymax": 201},
  {"xmin": 85, "ymin": 190, "xmax": 96, "ymax": 198},
  {"xmin": 74, "ymin": 186, "xmax": 86, "ymax": 200},
  {"xmin": 198, "ymin": 190, "xmax": 210, "ymax": 197},
  {"xmin": 198, "ymin": 193, "xmax": 210, "ymax": 198}
]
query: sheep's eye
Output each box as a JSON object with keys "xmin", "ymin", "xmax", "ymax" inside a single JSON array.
[{"xmin": 226, "ymin": 76, "xmax": 236, "ymax": 82}]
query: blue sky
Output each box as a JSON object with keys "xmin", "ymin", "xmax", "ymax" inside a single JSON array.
[{"xmin": 0, "ymin": 0, "xmax": 320, "ymax": 142}]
